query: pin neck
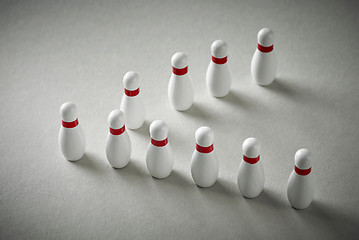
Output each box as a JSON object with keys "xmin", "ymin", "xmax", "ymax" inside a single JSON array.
[
  {"xmin": 125, "ymin": 88, "xmax": 140, "ymax": 97},
  {"xmin": 257, "ymin": 44, "xmax": 273, "ymax": 53},
  {"xmin": 294, "ymin": 166, "xmax": 311, "ymax": 176},
  {"xmin": 212, "ymin": 56, "xmax": 227, "ymax": 64},
  {"xmin": 62, "ymin": 118, "xmax": 79, "ymax": 128},
  {"xmin": 109, "ymin": 125, "xmax": 125, "ymax": 135},
  {"xmin": 172, "ymin": 66, "xmax": 188, "ymax": 76},
  {"xmin": 243, "ymin": 155, "xmax": 260, "ymax": 164},
  {"xmin": 151, "ymin": 138, "xmax": 168, "ymax": 147},
  {"xmin": 196, "ymin": 144, "xmax": 214, "ymax": 153}
]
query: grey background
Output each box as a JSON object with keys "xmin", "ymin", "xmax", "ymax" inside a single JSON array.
[{"xmin": 1, "ymin": 0, "xmax": 359, "ymax": 239}]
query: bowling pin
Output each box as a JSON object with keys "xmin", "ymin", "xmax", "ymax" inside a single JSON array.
[
  {"xmin": 146, "ymin": 120, "xmax": 173, "ymax": 179},
  {"xmin": 251, "ymin": 28, "xmax": 277, "ymax": 86},
  {"xmin": 106, "ymin": 110, "xmax": 131, "ymax": 168},
  {"xmin": 168, "ymin": 52, "xmax": 194, "ymax": 111},
  {"xmin": 237, "ymin": 137, "xmax": 264, "ymax": 198},
  {"xmin": 206, "ymin": 40, "xmax": 232, "ymax": 97},
  {"xmin": 287, "ymin": 148, "xmax": 314, "ymax": 209},
  {"xmin": 191, "ymin": 126, "xmax": 219, "ymax": 188},
  {"xmin": 120, "ymin": 71, "xmax": 145, "ymax": 129},
  {"xmin": 58, "ymin": 102, "xmax": 85, "ymax": 161}
]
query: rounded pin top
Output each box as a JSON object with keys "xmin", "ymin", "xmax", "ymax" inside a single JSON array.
[
  {"xmin": 60, "ymin": 102, "xmax": 78, "ymax": 122},
  {"xmin": 211, "ymin": 40, "xmax": 227, "ymax": 58},
  {"xmin": 195, "ymin": 126, "xmax": 214, "ymax": 147},
  {"xmin": 108, "ymin": 110, "xmax": 125, "ymax": 129},
  {"xmin": 295, "ymin": 148, "xmax": 311, "ymax": 170},
  {"xmin": 243, "ymin": 137, "xmax": 260, "ymax": 158},
  {"xmin": 171, "ymin": 52, "xmax": 188, "ymax": 69},
  {"xmin": 150, "ymin": 120, "xmax": 168, "ymax": 141},
  {"xmin": 123, "ymin": 71, "xmax": 140, "ymax": 90},
  {"xmin": 257, "ymin": 28, "xmax": 274, "ymax": 47}
]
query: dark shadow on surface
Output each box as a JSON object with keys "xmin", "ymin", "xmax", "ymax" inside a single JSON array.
[
  {"xmin": 243, "ymin": 189, "xmax": 286, "ymax": 210},
  {"xmin": 150, "ymin": 170, "xmax": 193, "ymax": 189},
  {"xmin": 216, "ymin": 89, "xmax": 252, "ymax": 110},
  {"xmin": 111, "ymin": 159, "xmax": 149, "ymax": 179},
  {"xmin": 264, "ymin": 77, "xmax": 300, "ymax": 98},
  {"xmin": 180, "ymin": 102, "xmax": 213, "ymax": 120},
  {"xmin": 128, "ymin": 119, "xmax": 150, "ymax": 137},
  {"xmin": 292, "ymin": 200, "xmax": 359, "ymax": 238},
  {"xmin": 71, "ymin": 152, "xmax": 106, "ymax": 174},
  {"xmin": 204, "ymin": 178, "xmax": 239, "ymax": 197}
]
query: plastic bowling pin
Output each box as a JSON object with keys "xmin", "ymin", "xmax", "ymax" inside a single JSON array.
[
  {"xmin": 146, "ymin": 120, "xmax": 173, "ymax": 179},
  {"xmin": 168, "ymin": 52, "xmax": 194, "ymax": 111},
  {"xmin": 287, "ymin": 149, "xmax": 314, "ymax": 209},
  {"xmin": 251, "ymin": 28, "xmax": 277, "ymax": 86},
  {"xmin": 120, "ymin": 71, "xmax": 145, "ymax": 129},
  {"xmin": 58, "ymin": 102, "xmax": 85, "ymax": 161},
  {"xmin": 206, "ymin": 40, "xmax": 232, "ymax": 97},
  {"xmin": 191, "ymin": 126, "xmax": 219, "ymax": 188},
  {"xmin": 237, "ymin": 138, "xmax": 264, "ymax": 198},
  {"xmin": 105, "ymin": 110, "xmax": 131, "ymax": 168}
]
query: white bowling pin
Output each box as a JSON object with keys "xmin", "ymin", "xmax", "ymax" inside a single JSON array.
[
  {"xmin": 237, "ymin": 137, "xmax": 265, "ymax": 198},
  {"xmin": 58, "ymin": 102, "xmax": 85, "ymax": 161},
  {"xmin": 168, "ymin": 52, "xmax": 194, "ymax": 111},
  {"xmin": 287, "ymin": 148, "xmax": 314, "ymax": 209},
  {"xmin": 105, "ymin": 110, "xmax": 131, "ymax": 168},
  {"xmin": 191, "ymin": 126, "xmax": 219, "ymax": 188},
  {"xmin": 206, "ymin": 40, "xmax": 232, "ymax": 97},
  {"xmin": 120, "ymin": 71, "xmax": 145, "ymax": 129},
  {"xmin": 251, "ymin": 28, "xmax": 277, "ymax": 86},
  {"xmin": 146, "ymin": 120, "xmax": 173, "ymax": 179}
]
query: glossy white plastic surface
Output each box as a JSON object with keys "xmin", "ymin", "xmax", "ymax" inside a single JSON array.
[
  {"xmin": 206, "ymin": 40, "xmax": 232, "ymax": 97},
  {"xmin": 58, "ymin": 102, "xmax": 86, "ymax": 161}
]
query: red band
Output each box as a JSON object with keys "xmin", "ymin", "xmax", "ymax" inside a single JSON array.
[
  {"xmin": 62, "ymin": 119, "xmax": 79, "ymax": 128},
  {"xmin": 125, "ymin": 88, "xmax": 139, "ymax": 97},
  {"xmin": 196, "ymin": 144, "xmax": 214, "ymax": 154},
  {"xmin": 172, "ymin": 66, "xmax": 188, "ymax": 76},
  {"xmin": 295, "ymin": 166, "xmax": 311, "ymax": 176},
  {"xmin": 151, "ymin": 138, "xmax": 168, "ymax": 147},
  {"xmin": 109, "ymin": 125, "xmax": 125, "ymax": 135},
  {"xmin": 257, "ymin": 44, "xmax": 273, "ymax": 53},
  {"xmin": 212, "ymin": 56, "xmax": 227, "ymax": 64},
  {"xmin": 243, "ymin": 155, "xmax": 260, "ymax": 164}
]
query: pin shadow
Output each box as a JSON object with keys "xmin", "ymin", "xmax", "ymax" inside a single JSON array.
[
  {"xmin": 291, "ymin": 200, "xmax": 359, "ymax": 238},
  {"xmin": 128, "ymin": 119, "xmax": 150, "ymax": 137},
  {"xmin": 72, "ymin": 152, "xmax": 107, "ymax": 174},
  {"xmin": 264, "ymin": 77, "xmax": 300, "ymax": 99},
  {"xmin": 180, "ymin": 102, "xmax": 213, "ymax": 120},
  {"xmin": 216, "ymin": 89, "xmax": 252, "ymax": 110}
]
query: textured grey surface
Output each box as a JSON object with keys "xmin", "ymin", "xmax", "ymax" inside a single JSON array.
[{"xmin": 1, "ymin": 0, "xmax": 359, "ymax": 239}]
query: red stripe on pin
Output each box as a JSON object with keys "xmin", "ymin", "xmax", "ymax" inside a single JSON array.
[
  {"xmin": 62, "ymin": 119, "xmax": 79, "ymax": 128},
  {"xmin": 257, "ymin": 44, "xmax": 273, "ymax": 53},
  {"xmin": 172, "ymin": 66, "xmax": 188, "ymax": 76},
  {"xmin": 243, "ymin": 155, "xmax": 260, "ymax": 164},
  {"xmin": 295, "ymin": 166, "xmax": 311, "ymax": 176},
  {"xmin": 196, "ymin": 144, "xmax": 214, "ymax": 154},
  {"xmin": 125, "ymin": 88, "xmax": 140, "ymax": 97},
  {"xmin": 109, "ymin": 125, "xmax": 125, "ymax": 135},
  {"xmin": 151, "ymin": 138, "xmax": 168, "ymax": 147},
  {"xmin": 212, "ymin": 56, "xmax": 227, "ymax": 64}
]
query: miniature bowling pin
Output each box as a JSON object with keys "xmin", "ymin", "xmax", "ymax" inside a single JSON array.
[
  {"xmin": 146, "ymin": 120, "xmax": 173, "ymax": 179},
  {"xmin": 287, "ymin": 148, "xmax": 314, "ymax": 209},
  {"xmin": 251, "ymin": 28, "xmax": 277, "ymax": 86},
  {"xmin": 237, "ymin": 138, "xmax": 264, "ymax": 198},
  {"xmin": 168, "ymin": 52, "xmax": 194, "ymax": 111},
  {"xmin": 120, "ymin": 71, "xmax": 145, "ymax": 129},
  {"xmin": 191, "ymin": 126, "xmax": 219, "ymax": 187},
  {"xmin": 58, "ymin": 102, "xmax": 85, "ymax": 161},
  {"xmin": 105, "ymin": 110, "xmax": 131, "ymax": 168},
  {"xmin": 206, "ymin": 40, "xmax": 232, "ymax": 97}
]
